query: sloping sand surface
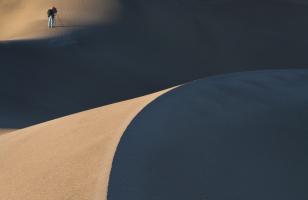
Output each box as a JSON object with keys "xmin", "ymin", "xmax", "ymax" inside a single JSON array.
[
  {"xmin": 0, "ymin": 88, "xmax": 172, "ymax": 200},
  {"xmin": 108, "ymin": 70, "xmax": 308, "ymax": 200},
  {"xmin": 2, "ymin": 1, "xmax": 308, "ymax": 128},
  {"xmin": 0, "ymin": 129, "xmax": 15, "ymax": 135},
  {"xmin": 0, "ymin": 0, "xmax": 119, "ymax": 40},
  {"xmin": 2, "ymin": 0, "xmax": 308, "ymax": 199}
]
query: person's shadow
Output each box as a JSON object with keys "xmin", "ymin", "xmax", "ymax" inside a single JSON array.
[{"xmin": 55, "ymin": 25, "xmax": 96, "ymax": 28}]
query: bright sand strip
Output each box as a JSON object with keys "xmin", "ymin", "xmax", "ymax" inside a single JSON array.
[
  {"xmin": 0, "ymin": 0, "xmax": 120, "ymax": 40},
  {"xmin": 0, "ymin": 88, "xmax": 173, "ymax": 200}
]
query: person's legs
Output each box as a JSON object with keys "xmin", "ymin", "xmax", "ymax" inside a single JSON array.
[
  {"xmin": 48, "ymin": 16, "xmax": 52, "ymax": 28},
  {"xmin": 52, "ymin": 17, "xmax": 56, "ymax": 28}
]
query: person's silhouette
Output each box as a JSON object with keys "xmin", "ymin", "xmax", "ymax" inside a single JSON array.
[{"xmin": 47, "ymin": 6, "xmax": 58, "ymax": 28}]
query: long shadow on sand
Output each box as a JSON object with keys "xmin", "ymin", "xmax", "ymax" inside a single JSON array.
[
  {"xmin": 1, "ymin": 0, "xmax": 308, "ymax": 128},
  {"xmin": 55, "ymin": 25, "xmax": 98, "ymax": 28}
]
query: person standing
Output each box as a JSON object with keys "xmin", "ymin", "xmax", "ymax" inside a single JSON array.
[
  {"xmin": 51, "ymin": 7, "xmax": 58, "ymax": 27},
  {"xmin": 47, "ymin": 6, "xmax": 58, "ymax": 28}
]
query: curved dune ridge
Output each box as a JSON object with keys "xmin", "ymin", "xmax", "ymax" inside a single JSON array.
[
  {"xmin": 108, "ymin": 69, "xmax": 308, "ymax": 200},
  {"xmin": 1, "ymin": 0, "xmax": 308, "ymax": 199},
  {"xmin": 0, "ymin": 88, "xmax": 173, "ymax": 200},
  {"xmin": 0, "ymin": 0, "xmax": 120, "ymax": 40},
  {"xmin": 2, "ymin": 0, "xmax": 308, "ymax": 128}
]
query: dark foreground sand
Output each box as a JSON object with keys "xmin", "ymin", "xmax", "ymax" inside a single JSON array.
[{"xmin": 109, "ymin": 70, "xmax": 308, "ymax": 200}]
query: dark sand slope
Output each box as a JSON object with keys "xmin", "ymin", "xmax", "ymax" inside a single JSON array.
[
  {"xmin": 108, "ymin": 69, "xmax": 308, "ymax": 200},
  {"xmin": 2, "ymin": 0, "xmax": 308, "ymax": 128}
]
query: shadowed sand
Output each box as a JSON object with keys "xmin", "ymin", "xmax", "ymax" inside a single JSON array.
[
  {"xmin": 1, "ymin": 1, "xmax": 308, "ymax": 199},
  {"xmin": 108, "ymin": 70, "xmax": 308, "ymax": 200},
  {"xmin": 2, "ymin": 0, "xmax": 308, "ymax": 128},
  {"xmin": 1, "ymin": 70, "xmax": 307, "ymax": 200},
  {"xmin": 0, "ymin": 88, "xmax": 172, "ymax": 200}
]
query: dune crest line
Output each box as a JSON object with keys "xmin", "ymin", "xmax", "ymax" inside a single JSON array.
[{"xmin": 0, "ymin": 88, "xmax": 173, "ymax": 200}]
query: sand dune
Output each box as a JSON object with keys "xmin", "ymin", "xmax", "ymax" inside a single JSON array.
[
  {"xmin": 1, "ymin": 70, "xmax": 307, "ymax": 200},
  {"xmin": 108, "ymin": 69, "xmax": 308, "ymax": 200},
  {"xmin": 0, "ymin": 88, "xmax": 172, "ymax": 200},
  {"xmin": 0, "ymin": 0, "xmax": 120, "ymax": 40},
  {"xmin": 0, "ymin": 129, "xmax": 15, "ymax": 135},
  {"xmin": 2, "ymin": 0, "xmax": 308, "ymax": 128},
  {"xmin": 1, "ymin": 1, "xmax": 308, "ymax": 199}
]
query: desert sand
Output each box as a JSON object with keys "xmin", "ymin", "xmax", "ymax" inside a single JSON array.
[
  {"xmin": 2, "ymin": 0, "xmax": 308, "ymax": 128},
  {"xmin": 0, "ymin": 129, "xmax": 15, "ymax": 135},
  {"xmin": 1, "ymin": 0, "xmax": 308, "ymax": 199},
  {"xmin": 0, "ymin": 0, "xmax": 119, "ymax": 40},
  {"xmin": 108, "ymin": 70, "xmax": 308, "ymax": 199},
  {"xmin": 0, "ymin": 88, "xmax": 172, "ymax": 200}
]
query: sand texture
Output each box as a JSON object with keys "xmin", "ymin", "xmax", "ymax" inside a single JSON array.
[
  {"xmin": 108, "ymin": 70, "xmax": 308, "ymax": 200},
  {"xmin": 0, "ymin": 0, "xmax": 119, "ymax": 40},
  {"xmin": 2, "ymin": 1, "xmax": 308, "ymax": 128},
  {"xmin": 0, "ymin": 88, "xmax": 172, "ymax": 200},
  {"xmin": 1, "ymin": 0, "xmax": 308, "ymax": 200},
  {"xmin": 0, "ymin": 129, "xmax": 15, "ymax": 135}
]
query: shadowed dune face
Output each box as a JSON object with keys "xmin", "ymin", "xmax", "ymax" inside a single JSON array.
[
  {"xmin": 0, "ymin": 0, "xmax": 120, "ymax": 40},
  {"xmin": 1, "ymin": 0, "xmax": 308, "ymax": 128},
  {"xmin": 108, "ymin": 70, "xmax": 308, "ymax": 200}
]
